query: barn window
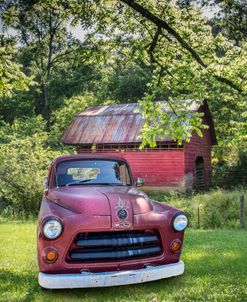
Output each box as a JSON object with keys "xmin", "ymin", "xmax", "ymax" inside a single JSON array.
[
  {"xmin": 194, "ymin": 156, "xmax": 206, "ymax": 190},
  {"xmin": 76, "ymin": 142, "xmax": 184, "ymax": 153}
]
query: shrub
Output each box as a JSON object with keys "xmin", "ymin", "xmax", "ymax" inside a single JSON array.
[
  {"xmin": 200, "ymin": 190, "xmax": 246, "ymax": 229},
  {"xmin": 0, "ymin": 95, "xmax": 98, "ymax": 217},
  {"xmin": 149, "ymin": 189, "xmax": 247, "ymax": 229},
  {"xmin": 212, "ymin": 144, "xmax": 247, "ymax": 188},
  {"xmin": 0, "ymin": 118, "xmax": 64, "ymax": 217}
]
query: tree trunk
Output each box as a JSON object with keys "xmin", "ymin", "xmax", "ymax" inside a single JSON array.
[{"xmin": 41, "ymin": 82, "xmax": 51, "ymax": 131}]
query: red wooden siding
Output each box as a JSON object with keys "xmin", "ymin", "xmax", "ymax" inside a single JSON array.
[
  {"xmin": 184, "ymin": 128, "xmax": 212, "ymax": 188},
  {"xmin": 76, "ymin": 128, "xmax": 213, "ymax": 189},
  {"xmin": 77, "ymin": 150, "xmax": 185, "ymax": 187},
  {"xmin": 67, "ymin": 100, "xmax": 216, "ymax": 190},
  {"xmin": 123, "ymin": 151, "xmax": 184, "ymax": 187}
]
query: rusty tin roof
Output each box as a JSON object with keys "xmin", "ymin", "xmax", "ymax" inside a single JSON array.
[{"xmin": 62, "ymin": 101, "xmax": 215, "ymax": 145}]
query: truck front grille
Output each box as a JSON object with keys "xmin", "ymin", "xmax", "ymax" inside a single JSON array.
[{"xmin": 67, "ymin": 230, "xmax": 162, "ymax": 262}]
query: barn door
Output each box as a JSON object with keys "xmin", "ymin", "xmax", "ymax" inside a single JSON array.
[{"xmin": 194, "ymin": 156, "xmax": 206, "ymax": 190}]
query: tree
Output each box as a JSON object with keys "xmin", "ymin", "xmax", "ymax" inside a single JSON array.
[
  {"xmin": 198, "ymin": 0, "xmax": 247, "ymax": 44},
  {"xmin": 0, "ymin": 37, "xmax": 30, "ymax": 98},
  {"xmin": 1, "ymin": 0, "xmax": 246, "ymax": 147},
  {"xmin": 72, "ymin": 0, "xmax": 246, "ymax": 146},
  {"xmin": 194, "ymin": 0, "xmax": 247, "ymax": 164},
  {"xmin": 1, "ymin": 0, "xmax": 98, "ymax": 128}
]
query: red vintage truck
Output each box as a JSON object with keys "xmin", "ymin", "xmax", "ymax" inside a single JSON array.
[{"xmin": 37, "ymin": 154, "xmax": 188, "ymax": 289}]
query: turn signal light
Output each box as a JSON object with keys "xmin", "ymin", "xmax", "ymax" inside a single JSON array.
[
  {"xmin": 171, "ymin": 240, "xmax": 182, "ymax": 253},
  {"xmin": 45, "ymin": 250, "xmax": 58, "ymax": 263}
]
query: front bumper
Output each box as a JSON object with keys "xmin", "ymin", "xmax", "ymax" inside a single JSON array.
[{"xmin": 39, "ymin": 261, "xmax": 184, "ymax": 289}]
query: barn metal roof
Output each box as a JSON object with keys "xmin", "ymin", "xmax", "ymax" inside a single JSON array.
[
  {"xmin": 77, "ymin": 102, "xmax": 200, "ymax": 116},
  {"xmin": 62, "ymin": 101, "xmax": 216, "ymax": 145}
]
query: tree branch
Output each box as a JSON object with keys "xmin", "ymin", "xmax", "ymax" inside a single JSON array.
[
  {"xmin": 50, "ymin": 49, "xmax": 75, "ymax": 67},
  {"xmin": 145, "ymin": 26, "xmax": 173, "ymax": 78},
  {"xmin": 148, "ymin": 26, "xmax": 161, "ymax": 64},
  {"xmin": 120, "ymin": 0, "xmax": 243, "ymax": 93},
  {"xmin": 121, "ymin": 0, "xmax": 207, "ymax": 66}
]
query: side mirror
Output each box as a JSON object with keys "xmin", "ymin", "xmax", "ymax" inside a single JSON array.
[
  {"xmin": 43, "ymin": 178, "xmax": 48, "ymax": 193},
  {"xmin": 135, "ymin": 177, "xmax": 144, "ymax": 187}
]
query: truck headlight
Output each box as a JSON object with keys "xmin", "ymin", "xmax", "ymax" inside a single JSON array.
[
  {"xmin": 42, "ymin": 218, "xmax": 63, "ymax": 239},
  {"xmin": 172, "ymin": 214, "xmax": 188, "ymax": 231}
]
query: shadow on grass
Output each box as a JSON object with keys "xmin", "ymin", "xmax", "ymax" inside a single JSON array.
[
  {"xmin": 0, "ymin": 270, "xmax": 39, "ymax": 302},
  {"xmin": 0, "ymin": 269, "xmax": 189, "ymax": 302},
  {"xmin": 1, "ymin": 251, "xmax": 246, "ymax": 302},
  {"xmin": 0, "ymin": 268, "xmax": 184, "ymax": 302}
]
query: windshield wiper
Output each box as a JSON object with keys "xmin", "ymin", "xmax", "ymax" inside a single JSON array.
[
  {"xmin": 65, "ymin": 179, "xmax": 95, "ymax": 186},
  {"xmin": 94, "ymin": 183, "xmax": 124, "ymax": 186}
]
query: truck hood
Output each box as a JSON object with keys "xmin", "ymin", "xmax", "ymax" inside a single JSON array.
[{"xmin": 47, "ymin": 186, "xmax": 153, "ymax": 217}]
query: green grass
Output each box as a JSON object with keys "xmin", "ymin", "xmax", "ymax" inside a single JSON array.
[{"xmin": 0, "ymin": 220, "xmax": 247, "ymax": 302}]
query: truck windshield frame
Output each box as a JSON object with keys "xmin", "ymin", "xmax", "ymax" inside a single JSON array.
[{"xmin": 55, "ymin": 159, "xmax": 132, "ymax": 187}]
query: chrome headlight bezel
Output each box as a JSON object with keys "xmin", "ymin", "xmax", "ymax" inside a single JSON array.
[
  {"xmin": 42, "ymin": 217, "xmax": 63, "ymax": 240},
  {"xmin": 171, "ymin": 213, "xmax": 188, "ymax": 232}
]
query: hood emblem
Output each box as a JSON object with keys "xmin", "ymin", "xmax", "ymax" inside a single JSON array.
[
  {"xmin": 115, "ymin": 196, "xmax": 129, "ymax": 220},
  {"xmin": 117, "ymin": 209, "xmax": 128, "ymax": 220}
]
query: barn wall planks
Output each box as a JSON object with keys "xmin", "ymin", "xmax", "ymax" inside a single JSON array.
[
  {"xmin": 72, "ymin": 101, "xmax": 217, "ymax": 190},
  {"xmin": 184, "ymin": 129, "xmax": 212, "ymax": 188},
  {"xmin": 77, "ymin": 150, "xmax": 185, "ymax": 187},
  {"xmin": 77, "ymin": 129, "xmax": 212, "ymax": 189}
]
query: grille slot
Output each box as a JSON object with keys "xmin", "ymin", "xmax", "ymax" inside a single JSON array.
[{"xmin": 68, "ymin": 230, "xmax": 162, "ymax": 262}]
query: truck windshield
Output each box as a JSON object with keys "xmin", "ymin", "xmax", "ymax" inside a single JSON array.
[{"xmin": 56, "ymin": 160, "xmax": 131, "ymax": 186}]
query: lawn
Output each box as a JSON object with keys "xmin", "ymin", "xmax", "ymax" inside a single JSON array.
[{"xmin": 0, "ymin": 220, "xmax": 246, "ymax": 302}]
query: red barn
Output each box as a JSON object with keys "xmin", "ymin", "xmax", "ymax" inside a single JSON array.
[{"xmin": 62, "ymin": 100, "xmax": 217, "ymax": 191}]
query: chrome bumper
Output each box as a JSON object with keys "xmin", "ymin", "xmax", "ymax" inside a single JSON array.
[{"xmin": 39, "ymin": 261, "xmax": 184, "ymax": 289}]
